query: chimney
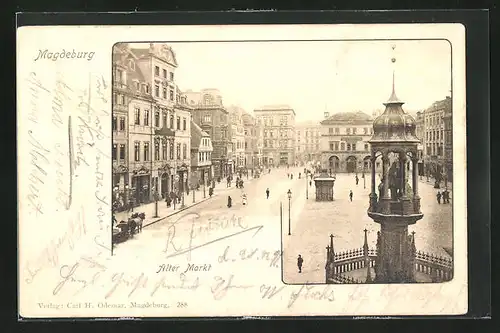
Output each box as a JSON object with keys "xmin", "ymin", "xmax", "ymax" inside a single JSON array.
[{"xmin": 324, "ymin": 111, "xmax": 330, "ymax": 119}]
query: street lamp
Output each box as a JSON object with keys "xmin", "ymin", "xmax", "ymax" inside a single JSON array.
[
  {"xmin": 362, "ymin": 171, "xmax": 366, "ymax": 189},
  {"xmin": 305, "ymin": 171, "xmax": 308, "ymax": 199},
  {"xmin": 203, "ymin": 173, "xmax": 206, "ymax": 199},
  {"xmin": 287, "ymin": 189, "xmax": 292, "ymax": 236},
  {"xmin": 192, "ymin": 184, "xmax": 196, "ymax": 203},
  {"xmin": 153, "ymin": 187, "xmax": 159, "ymax": 218}
]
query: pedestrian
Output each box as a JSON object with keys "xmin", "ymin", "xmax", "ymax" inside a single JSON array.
[
  {"xmin": 287, "ymin": 173, "xmax": 290, "ymax": 179},
  {"xmin": 349, "ymin": 190, "xmax": 353, "ymax": 202},
  {"xmin": 309, "ymin": 180, "xmax": 312, "ymax": 187},
  {"xmin": 436, "ymin": 191, "xmax": 442, "ymax": 204},
  {"xmin": 291, "ymin": 174, "xmax": 294, "ymax": 180},
  {"xmin": 443, "ymin": 190, "xmax": 450, "ymax": 204},
  {"xmin": 297, "ymin": 254, "xmax": 303, "ymax": 273},
  {"xmin": 266, "ymin": 188, "xmax": 270, "ymax": 199},
  {"xmin": 227, "ymin": 196, "xmax": 232, "ymax": 208},
  {"xmin": 355, "ymin": 175, "xmax": 359, "ymax": 185}
]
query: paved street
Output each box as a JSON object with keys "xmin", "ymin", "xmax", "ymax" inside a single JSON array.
[
  {"xmin": 113, "ymin": 167, "xmax": 452, "ymax": 286},
  {"xmin": 113, "ymin": 167, "xmax": 308, "ymax": 260},
  {"xmin": 282, "ymin": 173, "xmax": 453, "ymax": 284}
]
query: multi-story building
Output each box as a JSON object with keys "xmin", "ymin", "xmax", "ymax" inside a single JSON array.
[
  {"xmin": 186, "ymin": 88, "xmax": 233, "ymax": 179},
  {"xmin": 415, "ymin": 110, "xmax": 425, "ymax": 176},
  {"xmin": 242, "ymin": 111, "xmax": 262, "ymax": 169},
  {"xmin": 320, "ymin": 111, "xmax": 378, "ymax": 174},
  {"xmin": 254, "ymin": 105, "xmax": 296, "ymax": 167},
  {"xmin": 112, "ymin": 44, "xmax": 132, "ymax": 203},
  {"xmin": 295, "ymin": 120, "xmax": 321, "ymax": 165},
  {"xmin": 190, "ymin": 120, "xmax": 213, "ymax": 187},
  {"xmin": 442, "ymin": 102, "xmax": 453, "ymax": 182},
  {"xmin": 227, "ymin": 105, "xmax": 246, "ymax": 172},
  {"xmin": 111, "ymin": 43, "xmax": 191, "ymax": 203},
  {"xmin": 422, "ymin": 96, "xmax": 452, "ymax": 180}
]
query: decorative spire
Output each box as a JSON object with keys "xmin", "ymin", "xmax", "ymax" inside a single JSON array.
[
  {"xmin": 363, "ymin": 228, "xmax": 369, "ymax": 253},
  {"xmin": 329, "ymin": 234, "xmax": 335, "ymax": 256},
  {"xmin": 385, "ymin": 45, "xmax": 404, "ymax": 105}
]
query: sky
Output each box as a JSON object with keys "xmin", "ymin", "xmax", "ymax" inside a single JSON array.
[{"xmin": 132, "ymin": 40, "xmax": 451, "ymax": 122}]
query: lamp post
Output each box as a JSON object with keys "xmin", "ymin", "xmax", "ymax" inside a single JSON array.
[
  {"xmin": 153, "ymin": 187, "xmax": 159, "ymax": 218},
  {"xmin": 363, "ymin": 171, "xmax": 366, "ymax": 189},
  {"xmin": 192, "ymin": 184, "xmax": 196, "ymax": 203},
  {"xmin": 287, "ymin": 189, "xmax": 292, "ymax": 236},
  {"xmin": 203, "ymin": 172, "xmax": 206, "ymax": 199},
  {"xmin": 305, "ymin": 171, "xmax": 308, "ymax": 199}
]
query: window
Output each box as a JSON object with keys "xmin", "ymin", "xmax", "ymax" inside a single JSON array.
[
  {"xmin": 134, "ymin": 142, "xmax": 140, "ymax": 161},
  {"xmin": 144, "ymin": 142, "xmax": 149, "ymax": 161},
  {"xmin": 144, "ymin": 109, "xmax": 149, "ymax": 126},
  {"xmin": 329, "ymin": 142, "xmax": 334, "ymax": 150},
  {"xmin": 245, "ymin": 142, "xmax": 248, "ymax": 149},
  {"xmin": 346, "ymin": 128, "xmax": 351, "ymax": 135},
  {"xmin": 162, "ymin": 113, "xmax": 167, "ymax": 128},
  {"xmin": 135, "ymin": 82, "xmax": 140, "ymax": 91},
  {"xmin": 183, "ymin": 118, "xmax": 187, "ymax": 131},
  {"xmin": 145, "ymin": 85, "xmax": 150, "ymax": 94},
  {"xmin": 335, "ymin": 128, "xmax": 340, "ymax": 134},
  {"xmin": 203, "ymin": 113, "xmax": 211, "ymax": 122},
  {"xmin": 176, "ymin": 143, "xmax": 181, "ymax": 160},
  {"xmin": 353, "ymin": 128, "xmax": 357, "ymax": 134},
  {"xmin": 119, "ymin": 144, "xmax": 125, "ymax": 160},
  {"xmin": 169, "ymin": 90, "xmax": 174, "ymax": 101},
  {"xmin": 121, "ymin": 95, "xmax": 126, "ymax": 105},
  {"xmin": 112, "ymin": 144, "xmax": 117, "ymax": 160},
  {"xmin": 341, "ymin": 142, "xmax": 345, "ymax": 150},
  {"xmin": 134, "ymin": 108, "xmax": 140, "ymax": 125},
  {"xmin": 162, "ymin": 141, "xmax": 167, "ymax": 160},
  {"xmin": 154, "ymin": 142, "xmax": 160, "ymax": 160},
  {"xmin": 352, "ymin": 144, "xmax": 356, "ymax": 151},
  {"xmin": 170, "ymin": 72, "xmax": 174, "ymax": 81},
  {"xmin": 162, "ymin": 88, "xmax": 167, "ymax": 99},
  {"xmin": 335, "ymin": 142, "xmax": 339, "ymax": 151},
  {"xmin": 155, "ymin": 85, "xmax": 160, "ymax": 97},
  {"xmin": 170, "ymin": 115, "xmax": 174, "ymax": 128},
  {"xmin": 364, "ymin": 143, "xmax": 369, "ymax": 151},
  {"xmin": 329, "ymin": 128, "xmax": 334, "ymax": 134},
  {"xmin": 112, "ymin": 116, "xmax": 117, "ymax": 131},
  {"xmin": 119, "ymin": 117, "xmax": 125, "ymax": 131},
  {"xmin": 169, "ymin": 142, "xmax": 174, "ymax": 160},
  {"xmin": 183, "ymin": 144, "xmax": 187, "ymax": 159},
  {"xmin": 176, "ymin": 116, "xmax": 181, "ymax": 130},
  {"xmin": 364, "ymin": 127, "xmax": 368, "ymax": 134},
  {"xmin": 155, "ymin": 66, "xmax": 160, "ymax": 76},
  {"xmin": 346, "ymin": 143, "xmax": 351, "ymax": 151},
  {"xmin": 163, "ymin": 69, "xmax": 167, "ymax": 78},
  {"xmin": 155, "ymin": 111, "xmax": 160, "ymax": 127}
]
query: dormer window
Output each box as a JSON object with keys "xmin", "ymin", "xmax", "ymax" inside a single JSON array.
[{"xmin": 128, "ymin": 60, "xmax": 135, "ymax": 70}]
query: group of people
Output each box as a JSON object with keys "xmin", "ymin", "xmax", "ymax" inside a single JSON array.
[{"xmin": 436, "ymin": 189, "xmax": 451, "ymax": 204}]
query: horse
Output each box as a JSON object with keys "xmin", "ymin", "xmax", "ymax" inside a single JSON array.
[{"xmin": 130, "ymin": 212, "xmax": 145, "ymax": 233}]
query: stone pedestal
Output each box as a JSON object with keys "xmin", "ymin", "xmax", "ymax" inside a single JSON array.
[{"xmin": 375, "ymin": 223, "xmax": 415, "ymax": 283}]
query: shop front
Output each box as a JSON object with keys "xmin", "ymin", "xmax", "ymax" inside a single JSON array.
[
  {"xmin": 131, "ymin": 165, "xmax": 151, "ymax": 204},
  {"xmin": 159, "ymin": 163, "xmax": 172, "ymax": 199},
  {"xmin": 177, "ymin": 164, "xmax": 189, "ymax": 194}
]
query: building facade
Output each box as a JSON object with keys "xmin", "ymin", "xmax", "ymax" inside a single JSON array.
[
  {"xmin": 227, "ymin": 106, "xmax": 246, "ymax": 171},
  {"xmin": 415, "ymin": 111, "xmax": 425, "ymax": 176},
  {"xmin": 242, "ymin": 112, "xmax": 262, "ymax": 169},
  {"xmin": 295, "ymin": 120, "xmax": 321, "ymax": 165},
  {"xmin": 186, "ymin": 88, "xmax": 233, "ymax": 179},
  {"xmin": 422, "ymin": 96, "xmax": 452, "ymax": 181},
  {"xmin": 320, "ymin": 111, "xmax": 378, "ymax": 174},
  {"xmin": 112, "ymin": 44, "xmax": 132, "ymax": 206},
  {"xmin": 253, "ymin": 105, "xmax": 296, "ymax": 167},
  {"xmin": 190, "ymin": 120, "xmax": 213, "ymax": 187}
]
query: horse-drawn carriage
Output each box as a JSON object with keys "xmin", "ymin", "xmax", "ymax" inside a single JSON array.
[{"xmin": 112, "ymin": 212, "xmax": 146, "ymax": 244}]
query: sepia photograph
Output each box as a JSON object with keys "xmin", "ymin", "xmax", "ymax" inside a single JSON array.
[
  {"xmin": 17, "ymin": 22, "xmax": 468, "ymax": 318},
  {"xmin": 111, "ymin": 40, "xmax": 453, "ymax": 285}
]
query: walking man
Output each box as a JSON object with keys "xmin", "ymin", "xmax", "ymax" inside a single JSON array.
[
  {"xmin": 297, "ymin": 254, "xmax": 303, "ymax": 273},
  {"xmin": 355, "ymin": 175, "xmax": 359, "ymax": 186},
  {"xmin": 266, "ymin": 188, "xmax": 270, "ymax": 199},
  {"xmin": 349, "ymin": 190, "xmax": 353, "ymax": 202},
  {"xmin": 436, "ymin": 191, "xmax": 442, "ymax": 204}
]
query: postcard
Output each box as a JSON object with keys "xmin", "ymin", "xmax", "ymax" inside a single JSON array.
[{"xmin": 17, "ymin": 22, "xmax": 467, "ymax": 318}]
